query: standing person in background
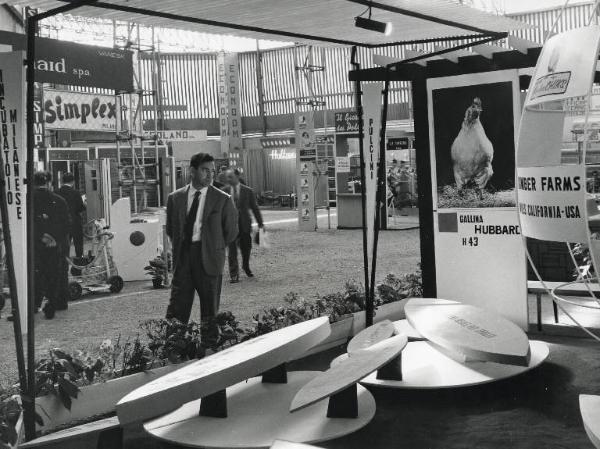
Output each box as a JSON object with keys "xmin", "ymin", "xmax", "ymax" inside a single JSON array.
[
  {"xmin": 226, "ymin": 168, "xmax": 263, "ymax": 283},
  {"xmin": 34, "ymin": 171, "xmax": 70, "ymax": 319},
  {"xmin": 166, "ymin": 153, "xmax": 238, "ymax": 326},
  {"xmin": 57, "ymin": 172, "xmax": 86, "ymax": 258}
]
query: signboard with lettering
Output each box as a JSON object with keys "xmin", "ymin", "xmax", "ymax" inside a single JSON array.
[
  {"xmin": 526, "ymin": 26, "xmax": 600, "ymax": 107},
  {"xmin": 296, "ymin": 111, "xmax": 316, "ymax": 231},
  {"xmin": 335, "ymin": 156, "xmax": 350, "ymax": 173},
  {"xmin": 362, "ymin": 83, "xmax": 383, "ymax": 269},
  {"xmin": 35, "ymin": 37, "xmax": 133, "ymax": 92},
  {"xmin": 516, "ymin": 165, "xmax": 586, "ymax": 242},
  {"xmin": 334, "ymin": 111, "xmax": 360, "ymax": 133},
  {"xmin": 0, "ymin": 52, "xmax": 27, "ymax": 331},
  {"xmin": 47, "ymin": 148, "xmax": 90, "ymax": 162},
  {"xmin": 428, "ymin": 71, "xmax": 527, "ymax": 328},
  {"xmin": 217, "ymin": 52, "xmax": 243, "ymax": 167},
  {"xmin": 43, "ymin": 89, "xmax": 116, "ymax": 132},
  {"xmin": 387, "ymin": 137, "xmax": 410, "ymax": 151},
  {"xmin": 143, "ymin": 129, "xmax": 207, "ymax": 142}
]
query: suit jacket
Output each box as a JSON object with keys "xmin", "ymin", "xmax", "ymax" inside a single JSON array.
[
  {"xmin": 228, "ymin": 184, "xmax": 263, "ymax": 234},
  {"xmin": 166, "ymin": 184, "xmax": 238, "ymax": 276},
  {"xmin": 34, "ymin": 188, "xmax": 70, "ymax": 247},
  {"xmin": 57, "ymin": 185, "xmax": 85, "ymax": 226}
]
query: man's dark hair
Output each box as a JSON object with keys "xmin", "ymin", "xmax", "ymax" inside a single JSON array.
[
  {"xmin": 62, "ymin": 173, "xmax": 75, "ymax": 183},
  {"xmin": 190, "ymin": 153, "xmax": 215, "ymax": 169},
  {"xmin": 34, "ymin": 171, "xmax": 50, "ymax": 186}
]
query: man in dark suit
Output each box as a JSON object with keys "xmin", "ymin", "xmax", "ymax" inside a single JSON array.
[
  {"xmin": 33, "ymin": 171, "xmax": 70, "ymax": 318},
  {"xmin": 56, "ymin": 172, "xmax": 86, "ymax": 258},
  {"xmin": 166, "ymin": 153, "xmax": 238, "ymax": 324},
  {"xmin": 226, "ymin": 168, "xmax": 263, "ymax": 283}
]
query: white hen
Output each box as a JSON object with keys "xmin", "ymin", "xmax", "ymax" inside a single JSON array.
[{"xmin": 450, "ymin": 97, "xmax": 494, "ymax": 193}]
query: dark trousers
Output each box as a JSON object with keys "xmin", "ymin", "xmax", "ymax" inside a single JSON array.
[
  {"xmin": 228, "ymin": 232, "xmax": 252, "ymax": 278},
  {"xmin": 68, "ymin": 223, "xmax": 84, "ymax": 258},
  {"xmin": 166, "ymin": 242, "xmax": 221, "ymax": 324},
  {"xmin": 35, "ymin": 246, "xmax": 67, "ymax": 310}
]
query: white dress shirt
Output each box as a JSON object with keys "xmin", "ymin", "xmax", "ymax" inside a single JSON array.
[{"xmin": 187, "ymin": 184, "xmax": 208, "ymax": 242}]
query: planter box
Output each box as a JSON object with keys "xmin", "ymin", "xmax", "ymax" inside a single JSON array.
[
  {"xmin": 301, "ymin": 316, "xmax": 354, "ymax": 357},
  {"xmin": 34, "ymin": 362, "xmax": 188, "ymax": 433}
]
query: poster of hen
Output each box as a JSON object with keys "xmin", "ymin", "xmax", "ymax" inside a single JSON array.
[
  {"xmin": 426, "ymin": 70, "xmax": 527, "ymax": 329},
  {"xmin": 430, "ymin": 74, "xmax": 519, "ymax": 209}
]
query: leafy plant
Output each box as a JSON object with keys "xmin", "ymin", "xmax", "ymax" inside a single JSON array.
[
  {"xmin": 376, "ymin": 265, "xmax": 423, "ymax": 305},
  {"xmin": 316, "ymin": 280, "xmax": 365, "ymax": 322},
  {"xmin": 144, "ymin": 254, "xmax": 171, "ymax": 289},
  {"xmin": 200, "ymin": 311, "xmax": 245, "ymax": 352},
  {"xmin": 140, "ymin": 318, "xmax": 202, "ymax": 363},
  {"xmin": 34, "ymin": 349, "xmax": 103, "ymax": 411},
  {"xmin": 0, "ymin": 390, "xmax": 20, "ymax": 449}
]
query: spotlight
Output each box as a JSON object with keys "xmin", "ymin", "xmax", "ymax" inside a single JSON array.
[{"xmin": 355, "ymin": 16, "xmax": 393, "ymax": 35}]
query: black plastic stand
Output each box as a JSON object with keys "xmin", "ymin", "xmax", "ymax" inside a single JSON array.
[
  {"xmin": 326, "ymin": 384, "xmax": 358, "ymax": 418},
  {"xmin": 199, "ymin": 389, "xmax": 228, "ymax": 418},
  {"xmin": 97, "ymin": 427, "xmax": 123, "ymax": 449},
  {"xmin": 376, "ymin": 353, "xmax": 403, "ymax": 381},
  {"xmin": 262, "ymin": 363, "xmax": 288, "ymax": 383}
]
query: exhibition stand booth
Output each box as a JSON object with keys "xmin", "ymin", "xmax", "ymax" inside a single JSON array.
[{"xmin": 1, "ymin": 1, "xmax": 599, "ymax": 449}]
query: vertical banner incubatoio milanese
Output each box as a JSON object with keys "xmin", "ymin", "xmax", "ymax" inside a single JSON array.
[
  {"xmin": 362, "ymin": 83, "xmax": 383, "ymax": 272},
  {"xmin": 0, "ymin": 52, "xmax": 26, "ymax": 332}
]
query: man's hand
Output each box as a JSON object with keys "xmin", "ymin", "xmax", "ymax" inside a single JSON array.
[{"xmin": 41, "ymin": 233, "xmax": 57, "ymax": 248}]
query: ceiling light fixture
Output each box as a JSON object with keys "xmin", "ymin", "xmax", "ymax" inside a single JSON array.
[{"xmin": 354, "ymin": 5, "xmax": 392, "ymax": 36}]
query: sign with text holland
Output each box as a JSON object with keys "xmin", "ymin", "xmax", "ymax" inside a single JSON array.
[
  {"xmin": 43, "ymin": 89, "xmax": 117, "ymax": 132},
  {"xmin": 362, "ymin": 83, "xmax": 383, "ymax": 265},
  {"xmin": 0, "ymin": 52, "xmax": 27, "ymax": 332}
]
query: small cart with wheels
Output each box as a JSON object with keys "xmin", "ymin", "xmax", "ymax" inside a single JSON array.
[{"xmin": 67, "ymin": 220, "xmax": 124, "ymax": 301}]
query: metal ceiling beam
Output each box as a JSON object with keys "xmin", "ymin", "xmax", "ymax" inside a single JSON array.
[{"xmin": 345, "ymin": 0, "xmax": 508, "ymax": 36}]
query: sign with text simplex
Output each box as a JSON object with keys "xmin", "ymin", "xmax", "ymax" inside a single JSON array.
[
  {"xmin": 0, "ymin": 52, "xmax": 26, "ymax": 331},
  {"xmin": 517, "ymin": 165, "xmax": 587, "ymax": 242},
  {"xmin": 43, "ymin": 89, "xmax": 116, "ymax": 132},
  {"xmin": 362, "ymin": 83, "xmax": 383, "ymax": 262},
  {"xmin": 35, "ymin": 37, "xmax": 133, "ymax": 92}
]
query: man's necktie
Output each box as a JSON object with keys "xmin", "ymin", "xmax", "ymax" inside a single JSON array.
[{"xmin": 184, "ymin": 190, "xmax": 200, "ymax": 242}]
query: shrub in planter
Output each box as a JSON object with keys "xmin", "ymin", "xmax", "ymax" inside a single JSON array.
[
  {"xmin": 144, "ymin": 254, "xmax": 172, "ymax": 289},
  {"xmin": 376, "ymin": 266, "xmax": 423, "ymax": 306},
  {"xmin": 316, "ymin": 280, "xmax": 366, "ymax": 322},
  {"xmin": 200, "ymin": 311, "xmax": 246, "ymax": 352},
  {"xmin": 141, "ymin": 318, "xmax": 202, "ymax": 363},
  {"xmin": 0, "ymin": 391, "xmax": 20, "ymax": 449}
]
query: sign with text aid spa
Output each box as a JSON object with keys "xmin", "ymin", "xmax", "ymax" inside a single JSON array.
[
  {"xmin": 516, "ymin": 26, "xmax": 600, "ymax": 244},
  {"xmin": 34, "ymin": 37, "xmax": 133, "ymax": 92}
]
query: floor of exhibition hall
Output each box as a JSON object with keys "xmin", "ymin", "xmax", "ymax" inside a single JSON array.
[{"xmin": 113, "ymin": 334, "xmax": 596, "ymax": 449}]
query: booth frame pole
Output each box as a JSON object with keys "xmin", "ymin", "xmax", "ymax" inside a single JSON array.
[
  {"xmin": 368, "ymin": 70, "xmax": 391, "ymax": 325},
  {"xmin": 25, "ymin": 2, "xmax": 100, "ymax": 440},
  {"xmin": 350, "ymin": 46, "xmax": 371, "ymax": 326}
]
